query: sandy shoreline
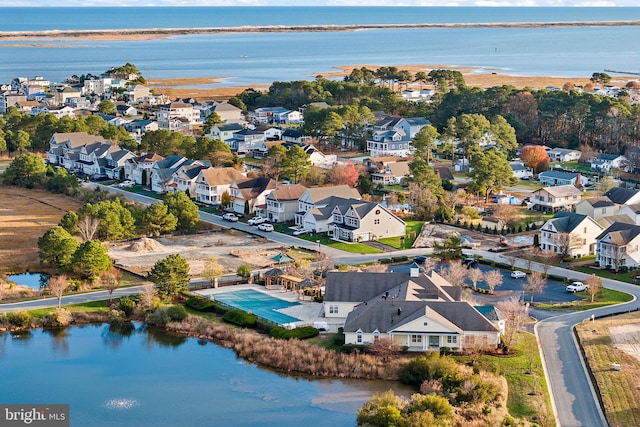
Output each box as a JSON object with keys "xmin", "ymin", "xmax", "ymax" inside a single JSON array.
[{"xmin": 1, "ymin": 20, "xmax": 640, "ymax": 41}]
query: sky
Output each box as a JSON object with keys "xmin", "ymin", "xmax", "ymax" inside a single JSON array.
[{"xmin": 6, "ymin": 1, "xmax": 640, "ymax": 7}]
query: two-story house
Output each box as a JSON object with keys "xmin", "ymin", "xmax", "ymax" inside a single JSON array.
[
  {"xmin": 124, "ymin": 152, "xmax": 165, "ymax": 186},
  {"xmin": 328, "ymin": 199, "xmax": 406, "ymax": 242},
  {"xmin": 540, "ymin": 211, "xmax": 603, "ymax": 258},
  {"xmin": 547, "ymin": 148, "xmax": 582, "ymax": 163},
  {"xmin": 194, "ymin": 167, "xmax": 247, "ymax": 205},
  {"xmin": 228, "ymin": 129, "xmax": 267, "ymax": 156},
  {"xmin": 151, "ymin": 155, "xmax": 193, "ymax": 194},
  {"xmin": 103, "ymin": 148, "xmax": 136, "ymax": 180},
  {"xmin": 575, "ymin": 197, "xmax": 618, "ymax": 221},
  {"xmin": 510, "ymin": 162, "xmax": 534, "ymax": 180},
  {"xmin": 366, "ymin": 129, "xmax": 411, "ymax": 158},
  {"xmin": 370, "ymin": 161, "xmax": 411, "ymax": 186},
  {"xmin": 261, "ymin": 184, "xmax": 307, "ymax": 223},
  {"xmin": 207, "ymin": 123, "xmax": 244, "ymax": 142},
  {"xmin": 47, "ymin": 132, "xmax": 109, "ymax": 166},
  {"xmin": 295, "ymin": 185, "xmax": 362, "ymax": 230},
  {"xmin": 590, "ymin": 153, "xmax": 628, "ymax": 172},
  {"xmin": 596, "ymin": 222, "xmax": 640, "ymax": 271},
  {"xmin": 157, "ymin": 101, "xmax": 200, "ymax": 130},
  {"xmin": 531, "ymin": 185, "xmax": 583, "ymax": 213},
  {"xmin": 230, "ymin": 177, "xmax": 277, "ymax": 215},
  {"xmin": 168, "ymin": 162, "xmax": 211, "ymax": 197},
  {"xmin": 604, "ymin": 187, "xmax": 640, "ymax": 207}
]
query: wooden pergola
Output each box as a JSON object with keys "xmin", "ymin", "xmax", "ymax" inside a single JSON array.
[
  {"xmin": 295, "ymin": 278, "xmax": 323, "ymax": 301},
  {"xmin": 263, "ymin": 268, "xmax": 285, "ymax": 290}
]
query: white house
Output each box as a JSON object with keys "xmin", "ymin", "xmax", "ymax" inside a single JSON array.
[
  {"xmin": 366, "ymin": 129, "xmax": 411, "ymax": 158},
  {"xmin": 540, "ymin": 211, "xmax": 603, "ymax": 258},
  {"xmin": 124, "ymin": 152, "xmax": 164, "ymax": 186},
  {"xmin": 194, "ymin": 167, "xmax": 247, "ymax": 205},
  {"xmin": 509, "ymin": 162, "xmax": 533, "ymax": 180},
  {"xmin": 327, "ymin": 199, "xmax": 406, "ymax": 242},
  {"xmin": 103, "ymin": 148, "xmax": 136, "ymax": 180},
  {"xmin": 604, "ymin": 187, "xmax": 640, "ymax": 207},
  {"xmin": 229, "ymin": 177, "xmax": 277, "ymax": 215},
  {"xmin": 157, "ymin": 101, "xmax": 200, "ymax": 130},
  {"xmin": 590, "ymin": 153, "xmax": 628, "ymax": 172},
  {"xmin": 531, "ymin": 185, "xmax": 583, "ymax": 213},
  {"xmin": 47, "ymin": 132, "xmax": 109, "ymax": 166},
  {"xmin": 596, "ymin": 222, "xmax": 640, "ymax": 271},
  {"xmin": 575, "ymin": 197, "xmax": 618, "ymax": 221},
  {"xmin": 151, "ymin": 155, "xmax": 192, "ymax": 194},
  {"xmin": 168, "ymin": 162, "xmax": 211, "ymax": 197},
  {"xmin": 370, "ymin": 161, "xmax": 411, "ymax": 186},
  {"xmin": 295, "ymin": 185, "xmax": 361, "ymax": 229},
  {"xmin": 208, "ymin": 123, "xmax": 244, "ymax": 142},
  {"xmin": 547, "ymin": 148, "xmax": 582, "ymax": 163}
]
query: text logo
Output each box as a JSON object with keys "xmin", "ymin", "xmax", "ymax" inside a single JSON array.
[{"xmin": 0, "ymin": 405, "xmax": 69, "ymax": 426}]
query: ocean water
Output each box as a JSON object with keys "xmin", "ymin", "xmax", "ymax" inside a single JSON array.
[{"xmin": 0, "ymin": 7, "xmax": 639, "ymax": 85}]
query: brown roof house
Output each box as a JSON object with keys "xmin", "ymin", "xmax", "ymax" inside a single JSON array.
[
  {"xmin": 230, "ymin": 177, "xmax": 277, "ymax": 215},
  {"xmin": 194, "ymin": 167, "xmax": 247, "ymax": 205},
  {"xmin": 261, "ymin": 184, "xmax": 307, "ymax": 223}
]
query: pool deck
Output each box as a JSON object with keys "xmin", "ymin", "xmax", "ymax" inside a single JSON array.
[{"xmin": 194, "ymin": 284, "xmax": 328, "ymax": 327}]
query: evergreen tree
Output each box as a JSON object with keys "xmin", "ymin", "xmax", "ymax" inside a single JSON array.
[{"xmin": 147, "ymin": 254, "xmax": 190, "ymax": 301}]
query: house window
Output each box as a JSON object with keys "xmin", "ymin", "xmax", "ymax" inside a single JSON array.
[
  {"xmin": 356, "ymin": 332, "xmax": 363, "ymax": 344},
  {"xmin": 411, "ymin": 335, "xmax": 422, "ymax": 344},
  {"xmin": 447, "ymin": 336, "xmax": 457, "ymax": 344},
  {"xmin": 374, "ymin": 219, "xmax": 380, "ymax": 225},
  {"xmin": 329, "ymin": 305, "xmax": 338, "ymax": 314}
]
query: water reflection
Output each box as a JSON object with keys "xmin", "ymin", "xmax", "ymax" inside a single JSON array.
[
  {"xmin": 0, "ymin": 333, "xmax": 6, "ymax": 358},
  {"xmin": 43, "ymin": 328, "xmax": 69, "ymax": 355},
  {"xmin": 142, "ymin": 324, "xmax": 187, "ymax": 349},
  {"xmin": 101, "ymin": 322, "xmax": 136, "ymax": 350}
]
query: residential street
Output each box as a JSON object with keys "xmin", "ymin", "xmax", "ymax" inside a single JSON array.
[{"xmin": 8, "ymin": 184, "xmax": 640, "ymax": 426}]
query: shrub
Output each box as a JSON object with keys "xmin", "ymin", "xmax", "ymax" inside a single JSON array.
[
  {"xmin": 236, "ymin": 264, "xmax": 251, "ymax": 279},
  {"xmin": 48, "ymin": 308, "xmax": 72, "ymax": 327},
  {"xmin": 336, "ymin": 263, "xmax": 350, "ymax": 271},
  {"xmin": 222, "ymin": 309, "xmax": 257, "ymax": 327},
  {"xmin": 185, "ymin": 295, "xmax": 216, "ymax": 312},
  {"xmin": 270, "ymin": 325, "xmax": 319, "ymax": 340},
  {"xmin": 146, "ymin": 307, "xmax": 171, "ymax": 326},
  {"xmin": 398, "ymin": 353, "xmax": 461, "ymax": 388},
  {"xmin": 255, "ymin": 318, "xmax": 274, "ymax": 333},
  {"xmin": 391, "ymin": 256, "xmax": 408, "ymax": 263},
  {"xmin": 379, "ymin": 258, "xmax": 393, "ymax": 264},
  {"xmin": 7, "ymin": 311, "xmax": 32, "ymax": 328},
  {"xmin": 166, "ymin": 305, "xmax": 188, "ymax": 322},
  {"xmin": 118, "ymin": 296, "xmax": 136, "ymax": 316}
]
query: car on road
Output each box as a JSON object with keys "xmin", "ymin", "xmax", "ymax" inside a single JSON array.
[
  {"xmin": 566, "ymin": 281, "xmax": 588, "ymax": 293},
  {"xmin": 257, "ymin": 223, "xmax": 274, "ymax": 232},
  {"xmin": 118, "ymin": 180, "xmax": 135, "ymax": 188},
  {"xmin": 413, "ymin": 255, "xmax": 428, "ymax": 264},
  {"xmin": 247, "ymin": 216, "xmax": 267, "ymax": 226},
  {"xmin": 510, "ymin": 270, "xmax": 526, "ymax": 279},
  {"xmin": 222, "ymin": 213, "xmax": 239, "ymax": 222},
  {"xmin": 293, "ymin": 228, "xmax": 310, "ymax": 236}
]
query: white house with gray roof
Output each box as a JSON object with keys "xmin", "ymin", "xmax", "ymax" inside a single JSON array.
[
  {"xmin": 575, "ymin": 197, "xmax": 618, "ymax": 221},
  {"xmin": 324, "ymin": 267, "xmax": 500, "ymax": 351},
  {"xmin": 150, "ymin": 155, "xmax": 191, "ymax": 193},
  {"xmin": 548, "ymin": 147, "xmax": 581, "ymax": 163},
  {"xmin": 295, "ymin": 185, "xmax": 361, "ymax": 230},
  {"xmin": 531, "ymin": 185, "xmax": 583, "ymax": 213},
  {"xmin": 540, "ymin": 211, "xmax": 603, "ymax": 257},
  {"xmin": 596, "ymin": 222, "xmax": 640, "ymax": 270}
]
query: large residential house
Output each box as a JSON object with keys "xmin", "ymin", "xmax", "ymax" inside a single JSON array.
[
  {"xmin": 249, "ymin": 107, "xmax": 302, "ymax": 125},
  {"xmin": 510, "ymin": 162, "xmax": 533, "ymax": 180},
  {"xmin": 367, "ymin": 129, "xmax": 411, "ymax": 158},
  {"xmin": 194, "ymin": 167, "xmax": 247, "ymax": 205},
  {"xmin": 157, "ymin": 101, "xmax": 200, "ymax": 130},
  {"xmin": 230, "ymin": 177, "xmax": 277, "ymax": 215},
  {"xmin": 327, "ymin": 199, "xmax": 406, "ymax": 242},
  {"xmin": 123, "ymin": 119, "xmax": 158, "ymax": 139},
  {"xmin": 208, "ymin": 123, "xmax": 244, "ymax": 142},
  {"xmin": 168, "ymin": 162, "xmax": 211, "ymax": 196},
  {"xmin": 53, "ymin": 86, "xmax": 81, "ymax": 105},
  {"xmin": 538, "ymin": 170, "xmax": 581, "ymax": 187},
  {"xmin": 103, "ymin": 148, "xmax": 136, "ymax": 180},
  {"xmin": 596, "ymin": 222, "xmax": 640, "ymax": 270},
  {"xmin": 370, "ymin": 161, "xmax": 410, "ymax": 186},
  {"xmin": 618, "ymin": 204, "xmax": 640, "ymax": 225},
  {"xmin": 48, "ymin": 132, "xmax": 108, "ymax": 166},
  {"xmin": 575, "ymin": 197, "xmax": 618, "ymax": 221},
  {"xmin": 228, "ymin": 129, "xmax": 267, "ymax": 156},
  {"xmin": 531, "ymin": 185, "xmax": 583, "ymax": 213},
  {"xmin": 123, "ymin": 85, "xmax": 151, "ymax": 102},
  {"xmin": 150, "ymin": 155, "xmax": 193, "ymax": 193},
  {"xmin": 260, "ymin": 184, "xmax": 307, "ymax": 223},
  {"xmin": 295, "ymin": 185, "xmax": 362, "ymax": 228},
  {"xmin": 540, "ymin": 211, "xmax": 603, "ymax": 258},
  {"xmin": 324, "ymin": 267, "xmax": 500, "ymax": 350},
  {"xmin": 590, "ymin": 153, "xmax": 628, "ymax": 172},
  {"xmin": 124, "ymin": 152, "xmax": 164, "ymax": 186},
  {"xmin": 604, "ymin": 187, "xmax": 640, "ymax": 207},
  {"xmin": 547, "ymin": 147, "xmax": 582, "ymax": 163},
  {"xmin": 204, "ymin": 101, "xmax": 244, "ymax": 124}
]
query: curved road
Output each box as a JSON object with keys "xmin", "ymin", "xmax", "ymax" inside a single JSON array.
[{"xmin": 9, "ymin": 184, "xmax": 640, "ymax": 425}]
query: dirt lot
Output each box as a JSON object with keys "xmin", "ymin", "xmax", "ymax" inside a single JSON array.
[
  {"xmin": 575, "ymin": 312, "xmax": 640, "ymax": 427},
  {"xmin": 0, "ymin": 185, "xmax": 82, "ymax": 276},
  {"xmin": 108, "ymin": 231, "xmax": 294, "ymax": 277}
]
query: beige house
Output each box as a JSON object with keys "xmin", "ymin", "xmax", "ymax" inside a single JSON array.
[
  {"xmin": 230, "ymin": 177, "xmax": 277, "ymax": 215},
  {"xmin": 575, "ymin": 197, "xmax": 618, "ymax": 221},
  {"xmin": 370, "ymin": 161, "xmax": 411, "ymax": 186},
  {"xmin": 531, "ymin": 185, "xmax": 582, "ymax": 213},
  {"xmin": 328, "ymin": 200, "xmax": 406, "ymax": 242},
  {"xmin": 540, "ymin": 211, "xmax": 603, "ymax": 258},
  {"xmin": 194, "ymin": 167, "xmax": 246, "ymax": 205},
  {"xmin": 260, "ymin": 184, "xmax": 307, "ymax": 223},
  {"xmin": 324, "ymin": 267, "xmax": 500, "ymax": 351}
]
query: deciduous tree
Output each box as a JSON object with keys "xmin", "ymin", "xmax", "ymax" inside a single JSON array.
[
  {"xmin": 483, "ymin": 270, "xmax": 503, "ymax": 294},
  {"xmin": 47, "ymin": 275, "xmax": 68, "ymax": 309},
  {"xmin": 519, "ymin": 145, "xmax": 550, "ymax": 174},
  {"xmin": 101, "ymin": 267, "xmax": 122, "ymax": 302},
  {"xmin": 468, "ymin": 267, "xmax": 484, "ymax": 291},
  {"xmin": 584, "ymin": 274, "xmax": 603, "ymax": 302},
  {"xmin": 438, "ymin": 259, "xmax": 467, "ymax": 286},
  {"xmin": 524, "ymin": 271, "xmax": 546, "ymax": 303}
]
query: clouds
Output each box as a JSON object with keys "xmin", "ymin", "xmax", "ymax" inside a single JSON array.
[{"xmin": 6, "ymin": 1, "xmax": 637, "ymax": 6}]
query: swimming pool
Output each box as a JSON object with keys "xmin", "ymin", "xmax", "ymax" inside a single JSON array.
[{"xmin": 213, "ymin": 289, "xmax": 301, "ymax": 325}]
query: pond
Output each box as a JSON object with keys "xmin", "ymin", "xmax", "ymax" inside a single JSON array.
[
  {"xmin": 0, "ymin": 324, "xmax": 410, "ymax": 426},
  {"xmin": 7, "ymin": 272, "xmax": 48, "ymax": 290}
]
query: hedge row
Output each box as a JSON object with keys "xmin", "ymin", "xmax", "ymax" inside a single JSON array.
[
  {"xmin": 222, "ymin": 309, "xmax": 257, "ymax": 328},
  {"xmin": 270, "ymin": 325, "xmax": 319, "ymax": 340}
]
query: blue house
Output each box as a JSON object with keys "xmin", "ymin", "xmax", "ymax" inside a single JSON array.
[{"xmin": 538, "ymin": 170, "xmax": 581, "ymax": 187}]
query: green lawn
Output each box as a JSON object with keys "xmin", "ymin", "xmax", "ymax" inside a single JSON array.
[
  {"xmin": 536, "ymin": 287, "xmax": 633, "ymax": 311},
  {"xmin": 298, "ymin": 234, "xmax": 383, "ymax": 254},
  {"xmin": 572, "ymin": 266, "xmax": 638, "ymax": 284},
  {"xmin": 512, "ymin": 179, "xmax": 543, "ymax": 191},
  {"xmin": 378, "ymin": 220, "xmax": 424, "ymax": 249}
]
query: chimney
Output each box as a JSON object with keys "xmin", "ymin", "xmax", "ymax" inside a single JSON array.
[{"xmin": 576, "ymin": 173, "xmax": 581, "ymax": 188}]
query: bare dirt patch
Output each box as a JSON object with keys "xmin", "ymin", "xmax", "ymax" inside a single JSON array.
[
  {"xmin": 0, "ymin": 185, "xmax": 82, "ymax": 275},
  {"xmin": 108, "ymin": 232, "xmax": 291, "ymax": 277},
  {"xmin": 610, "ymin": 323, "xmax": 640, "ymax": 362}
]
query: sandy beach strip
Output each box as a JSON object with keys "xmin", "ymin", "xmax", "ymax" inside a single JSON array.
[{"xmin": 2, "ymin": 20, "xmax": 640, "ymax": 41}]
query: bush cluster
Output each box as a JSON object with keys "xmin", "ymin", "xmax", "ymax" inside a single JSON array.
[
  {"xmin": 269, "ymin": 325, "xmax": 319, "ymax": 340},
  {"xmin": 185, "ymin": 295, "xmax": 216, "ymax": 312},
  {"xmin": 222, "ymin": 309, "xmax": 257, "ymax": 328}
]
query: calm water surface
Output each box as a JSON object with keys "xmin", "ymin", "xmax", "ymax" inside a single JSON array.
[{"xmin": 0, "ymin": 323, "xmax": 410, "ymax": 427}]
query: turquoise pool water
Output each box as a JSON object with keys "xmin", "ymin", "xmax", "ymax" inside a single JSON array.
[{"xmin": 214, "ymin": 289, "xmax": 301, "ymax": 325}]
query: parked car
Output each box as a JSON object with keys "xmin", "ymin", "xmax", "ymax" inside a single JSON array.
[
  {"xmin": 566, "ymin": 282, "xmax": 588, "ymax": 293},
  {"xmin": 257, "ymin": 223, "xmax": 274, "ymax": 232},
  {"xmin": 222, "ymin": 213, "xmax": 239, "ymax": 222},
  {"xmin": 462, "ymin": 257, "xmax": 478, "ymax": 268},
  {"xmin": 510, "ymin": 271, "xmax": 526, "ymax": 279},
  {"xmin": 247, "ymin": 216, "xmax": 267, "ymax": 226},
  {"xmin": 118, "ymin": 180, "xmax": 135, "ymax": 188},
  {"xmin": 90, "ymin": 174, "xmax": 109, "ymax": 182},
  {"xmin": 413, "ymin": 255, "xmax": 428, "ymax": 264},
  {"xmin": 293, "ymin": 228, "xmax": 310, "ymax": 236}
]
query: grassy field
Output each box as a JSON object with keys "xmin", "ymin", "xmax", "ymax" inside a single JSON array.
[
  {"xmin": 536, "ymin": 287, "xmax": 634, "ymax": 311},
  {"xmin": 377, "ymin": 220, "xmax": 424, "ymax": 249},
  {"xmin": 572, "ymin": 266, "xmax": 638, "ymax": 284},
  {"xmin": 298, "ymin": 234, "xmax": 383, "ymax": 254},
  {"xmin": 0, "ymin": 185, "xmax": 83, "ymax": 275},
  {"xmin": 575, "ymin": 312, "xmax": 640, "ymax": 427}
]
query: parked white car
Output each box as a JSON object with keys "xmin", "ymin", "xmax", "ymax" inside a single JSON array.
[
  {"xmin": 510, "ymin": 271, "xmax": 526, "ymax": 279},
  {"xmin": 222, "ymin": 213, "xmax": 239, "ymax": 222},
  {"xmin": 257, "ymin": 223, "xmax": 274, "ymax": 232},
  {"xmin": 118, "ymin": 180, "xmax": 135, "ymax": 188},
  {"xmin": 292, "ymin": 228, "xmax": 310, "ymax": 236},
  {"xmin": 247, "ymin": 216, "xmax": 268, "ymax": 226},
  {"xmin": 566, "ymin": 282, "xmax": 588, "ymax": 293}
]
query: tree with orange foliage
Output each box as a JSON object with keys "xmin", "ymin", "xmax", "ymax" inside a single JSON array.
[
  {"xmin": 519, "ymin": 145, "xmax": 550, "ymax": 174},
  {"xmin": 326, "ymin": 163, "xmax": 359, "ymax": 187}
]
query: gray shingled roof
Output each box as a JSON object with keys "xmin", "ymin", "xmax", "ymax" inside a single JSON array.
[
  {"xmin": 324, "ymin": 272, "xmax": 406, "ymax": 302},
  {"xmin": 605, "ymin": 187, "xmax": 639, "ymax": 205},
  {"xmin": 596, "ymin": 221, "xmax": 640, "ymax": 243},
  {"xmin": 547, "ymin": 211, "xmax": 589, "ymax": 233}
]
